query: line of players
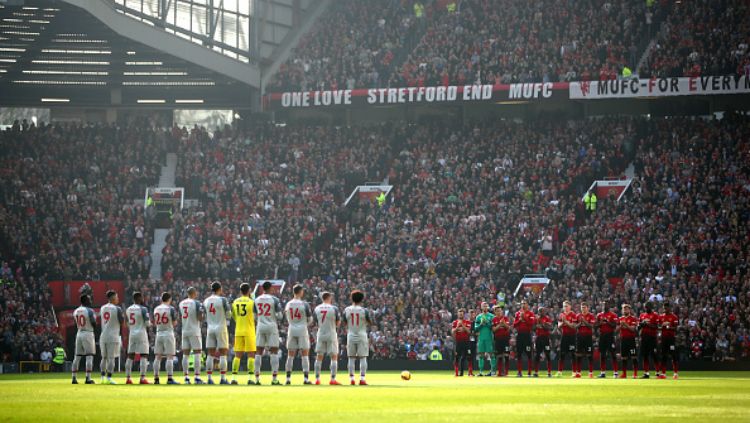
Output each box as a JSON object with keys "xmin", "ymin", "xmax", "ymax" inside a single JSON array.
[
  {"xmin": 70, "ymin": 281, "xmax": 373, "ymax": 385},
  {"xmin": 452, "ymin": 299, "xmax": 680, "ymax": 379}
]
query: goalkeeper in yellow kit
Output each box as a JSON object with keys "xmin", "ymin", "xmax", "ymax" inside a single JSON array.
[{"xmin": 231, "ymin": 283, "xmax": 257, "ymax": 384}]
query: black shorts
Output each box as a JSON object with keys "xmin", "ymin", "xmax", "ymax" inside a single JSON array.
[
  {"xmin": 468, "ymin": 339, "xmax": 476, "ymax": 357},
  {"xmin": 535, "ymin": 336, "xmax": 551, "ymax": 356},
  {"xmin": 455, "ymin": 341, "xmax": 470, "ymax": 357},
  {"xmin": 576, "ymin": 334, "xmax": 593, "ymax": 354},
  {"xmin": 641, "ymin": 335, "xmax": 657, "ymax": 358},
  {"xmin": 516, "ymin": 333, "xmax": 532, "ymax": 356},
  {"xmin": 621, "ymin": 337, "xmax": 637, "ymax": 358},
  {"xmin": 560, "ymin": 334, "xmax": 576, "ymax": 355},
  {"xmin": 661, "ymin": 337, "xmax": 677, "ymax": 360},
  {"xmin": 599, "ymin": 332, "xmax": 615, "ymax": 354},
  {"xmin": 494, "ymin": 337, "xmax": 510, "ymax": 355}
]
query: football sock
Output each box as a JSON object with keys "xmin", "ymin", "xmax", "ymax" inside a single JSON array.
[
  {"xmin": 139, "ymin": 358, "xmax": 148, "ymax": 378},
  {"xmin": 673, "ymin": 360, "xmax": 678, "ymax": 373},
  {"xmin": 644, "ymin": 357, "xmax": 650, "ymax": 373},
  {"xmin": 247, "ymin": 357, "xmax": 255, "ymax": 375},
  {"xmin": 270, "ymin": 354, "xmax": 279, "ymax": 377},
  {"xmin": 302, "ymin": 356, "xmax": 310, "ymax": 380},
  {"xmin": 600, "ymin": 357, "xmax": 606, "ymax": 372},
  {"xmin": 219, "ymin": 356, "xmax": 227, "ymax": 378},
  {"xmin": 182, "ymin": 355, "xmax": 189, "ymax": 377},
  {"xmin": 154, "ymin": 357, "xmax": 161, "ymax": 378},
  {"xmin": 232, "ymin": 357, "xmax": 241, "ymax": 375},
  {"xmin": 125, "ymin": 358, "xmax": 133, "ymax": 378},
  {"xmin": 528, "ymin": 358, "xmax": 533, "ymax": 374},
  {"xmin": 206, "ymin": 355, "xmax": 214, "ymax": 377},
  {"xmin": 478, "ymin": 357, "xmax": 485, "ymax": 373},
  {"xmin": 359, "ymin": 358, "xmax": 367, "ymax": 380},
  {"xmin": 255, "ymin": 355, "xmax": 262, "ymax": 378},
  {"xmin": 286, "ymin": 355, "xmax": 293, "ymax": 377},
  {"xmin": 193, "ymin": 353, "xmax": 202, "ymax": 376},
  {"xmin": 166, "ymin": 358, "xmax": 174, "ymax": 378},
  {"xmin": 348, "ymin": 357, "xmax": 355, "ymax": 378},
  {"xmin": 588, "ymin": 358, "xmax": 593, "ymax": 374},
  {"xmin": 85, "ymin": 356, "xmax": 93, "ymax": 379},
  {"xmin": 315, "ymin": 358, "xmax": 322, "ymax": 380},
  {"xmin": 490, "ymin": 357, "xmax": 497, "ymax": 374},
  {"xmin": 100, "ymin": 358, "xmax": 105, "ymax": 377},
  {"xmin": 330, "ymin": 360, "xmax": 338, "ymax": 380},
  {"xmin": 72, "ymin": 356, "xmax": 80, "ymax": 379}
]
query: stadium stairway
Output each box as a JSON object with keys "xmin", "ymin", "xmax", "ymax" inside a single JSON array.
[
  {"xmin": 158, "ymin": 153, "xmax": 178, "ymax": 188},
  {"xmin": 149, "ymin": 229, "xmax": 168, "ymax": 281},
  {"xmin": 148, "ymin": 152, "xmax": 178, "ymax": 280}
]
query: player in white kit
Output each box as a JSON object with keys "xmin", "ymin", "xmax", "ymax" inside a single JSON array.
[
  {"xmin": 344, "ymin": 290, "xmax": 372, "ymax": 385},
  {"xmin": 204, "ymin": 281, "xmax": 231, "ymax": 385},
  {"xmin": 313, "ymin": 291, "xmax": 341, "ymax": 385},
  {"xmin": 179, "ymin": 286, "xmax": 205, "ymax": 384},
  {"xmin": 153, "ymin": 292, "xmax": 179, "ymax": 384},
  {"xmin": 254, "ymin": 281, "xmax": 283, "ymax": 385},
  {"xmin": 72, "ymin": 294, "xmax": 97, "ymax": 384},
  {"xmin": 125, "ymin": 292, "xmax": 151, "ymax": 384},
  {"xmin": 99, "ymin": 290, "xmax": 124, "ymax": 385},
  {"xmin": 284, "ymin": 284, "xmax": 313, "ymax": 385}
]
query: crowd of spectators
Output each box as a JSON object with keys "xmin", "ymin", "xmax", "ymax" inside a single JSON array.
[
  {"xmin": 2, "ymin": 113, "xmax": 749, "ymax": 364},
  {"xmin": 268, "ymin": 0, "xmax": 750, "ymax": 91},
  {"xmin": 267, "ymin": 0, "xmax": 421, "ymax": 92},
  {"xmin": 396, "ymin": 0, "xmax": 662, "ymax": 86},
  {"xmin": 153, "ymin": 114, "xmax": 748, "ymax": 362},
  {"xmin": 640, "ymin": 0, "xmax": 750, "ymax": 78},
  {"xmin": 269, "ymin": 0, "xmax": 674, "ymax": 91},
  {"xmin": 0, "ymin": 120, "xmax": 167, "ymax": 361}
]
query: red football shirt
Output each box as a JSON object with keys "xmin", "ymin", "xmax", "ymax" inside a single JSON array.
[
  {"xmin": 513, "ymin": 310, "xmax": 536, "ymax": 333},
  {"xmin": 451, "ymin": 319, "xmax": 472, "ymax": 342},
  {"xmin": 559, "ymin": 311, "xmax": 579, "ymax": 336},
  {"xmin": 639, "ymin": 312, "xmax": 660, "ymax": 337},
  {"xmin": 577, "ymin": 312, "xmax": 596, "ymax": 336},
  {"xmin": 492, "ymin": 315, "xmax": 510, "ymax": 339},
  {"xmin": 596, "ymin": 311, "xmax": 618, "ymax": 335},
  {"xmin": 660, "ymin": 313, "xmax": 679, "ymax": 339},
  {"xmin": 619, "ymin": 315, "xmax": 639, "ymax": 338},
  {"xmin": 535, "ymin": 315, "xmax": 553, "ymax": 337}
]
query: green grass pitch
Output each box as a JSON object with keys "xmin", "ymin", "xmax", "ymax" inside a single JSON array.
[{"xmin": 1, "ymin": 371, "xmax": 749, "ymax": 422}]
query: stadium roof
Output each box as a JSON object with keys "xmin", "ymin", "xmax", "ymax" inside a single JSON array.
[{"xmin": 0, "ymin": 0, "xmax": 321, "ymax": 108}]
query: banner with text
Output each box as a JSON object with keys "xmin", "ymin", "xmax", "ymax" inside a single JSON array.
[
  {"xmin": 265, "ymin": 83, "xmax": 568, "ymax": 109},
  {"xmin": 570, "ymin": 75, "xmax": 750, "ymax": 99}
]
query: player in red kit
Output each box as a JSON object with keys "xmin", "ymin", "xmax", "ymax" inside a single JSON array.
[
  {"xmin": 658, "ymin": 303, "xmax": 680, "ymax": 379},
  {"xmin": 451, "ymin": 308, "xmax": 472, "ymax": 376},
  {"xmin": 533, "ymin": 306, "xmax": 553, "ymax": 377},
  {"xmin": 638, "ymin": 302, "xmax": 660, "ymax": 379},
  {"xmin": 513, "ymin": 300, "xmax": 535, "ymax": 377},
  {"xmin": 596, "ymin": 301, "xmax": 619, "ymax": 378},
  {"xmin": 556, "ymin": 300, "xmax": 579, "ymax": 377},
  {"xmin": 576, "ymin": 302, "xmax": 596, "ymax": 378},
  {"xmin": 619, "ymin": 304, "xmax": 639, "ymax": 378},
  {"xmin": 491, "ymin": 305, "xmax": 511, "ymax": 377}
]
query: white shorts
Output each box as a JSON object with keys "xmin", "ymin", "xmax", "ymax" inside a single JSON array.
[
  {"xmin": 128, "ymin": 332, "xmax": 149, "ymax": 355},
  {"xmin": 206, "ymin": 328, "xmax": 229, "ymax": 350},
  {"xmin": 286, "ymin": 330, "xmax": 310, "ymax": 351},
  {"xmin": 155, "ymin": 333, "xmax": 176, "ymax": 356},
  {"xmin": 101, "ymin": 341, "xmax": 120, "ymax": 359},
  {"xmin": 347, "ymin": 337, "xmax": 369, "ymax": 357},
  {"xmin": 181, "ymin": 334, "xmax": 202, "ymax": 351},
  {"xmin": 315, "ymin": 335, "xmax": 338, "ymax": 356},
  {"xmin": 75, "ymin": 332, "xmax": 96, "ymax": 356},
  {"xmin": 256, "ymin": 325, "xmax": 280, "ymax": 349}
]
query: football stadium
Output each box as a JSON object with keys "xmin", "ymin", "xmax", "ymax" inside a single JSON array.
[{"xmin": 0, "ymin": 0, "xmax": 749, "ymax": 421}]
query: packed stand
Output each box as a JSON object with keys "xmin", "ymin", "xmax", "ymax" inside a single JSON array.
[
  {"xmin": 0, "ymin": 121, "xmax": 166, "ymax": 281},
  {"xmin": 267, "ymin": 0, "xmax": 421, "ymax": 92},
  {"xmin": 640, "ymin": 0, "xmax": 750, "ymax": 78}
]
